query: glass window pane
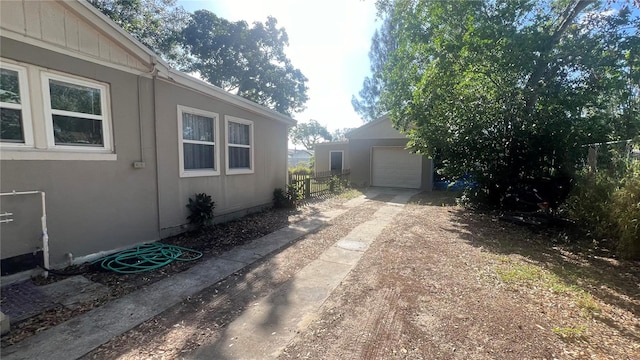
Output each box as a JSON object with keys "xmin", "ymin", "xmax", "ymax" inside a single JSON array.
[
  {"xmin": 229, "ymin": 146, "xmax": 250, "ymax": 168},
  {"xmin": 0, "ymin": 108, "xmax": 24, "ymax": 142},
  {"xmin": 0, "ymin": 69, "xmax": 21, "ymax": 104},
  {"xmin": 182, "ymin": 113, "xmax": 214, "ymax": 142},
  {"xmin": 49, "ymin": 79, "xmax": 102, "ymax": 115},
  {"xmin": 228, "ymin": 122, "xmax": 250, "ymax": 145},
  {"xmin": 184, "ymin": 143, "xmax": 214, "ymax": 170},
  {"xmin": 52, "ymin": 115, "xmax": 103, "ymax": 146}
]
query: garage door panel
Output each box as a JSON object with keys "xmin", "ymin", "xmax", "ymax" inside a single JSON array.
[{"xmin": 371, "ymin": 147, "xmax": 421, "ymax": 188}]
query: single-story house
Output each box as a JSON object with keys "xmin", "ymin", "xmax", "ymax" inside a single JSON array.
[
  {"xmin": 287, "ymin": 148, "xmax": 313, "ymax": 168},
  {"xmin": 315, "ymin": 116, "xmax": 433, "ymax": 190},
  {"xmin": 0, "ymin": 0, "xmax": 295, "ymax": 277}
]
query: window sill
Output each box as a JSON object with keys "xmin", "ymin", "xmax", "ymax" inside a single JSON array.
[
  {"xmin": 0, "ymin": 148, "xmax": 117, "ymax": 161},
  {"xmin": 180, "ymin": 170, "xmax": 220, "ymax": 178},
  {"xmin": 226, "ymin": 168, "xmax": 254, "ymax": 175}
]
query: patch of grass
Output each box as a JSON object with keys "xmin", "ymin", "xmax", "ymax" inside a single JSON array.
[
  {"xmin": 575, "ymin": 292, "xmax": 601, "ymax": 316},
  {"xmin": 552, "ymin": 325, "xmax": 588, "ymax": 340},
  {"xmin": 494, "ymin": 258, "xmax": 601, "ymax": 317},
  {"xmin": 496, "ymin": 264, "xmax": 545, "ymax": 283},
  {"xmin": 338, "ymin": 188, "xmax": 364, "ymax": 200}
]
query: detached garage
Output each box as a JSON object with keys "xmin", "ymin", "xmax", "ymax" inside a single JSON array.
[{"xmin": 315, "ymin": 116, "xmax": 433, "ymax": 190}]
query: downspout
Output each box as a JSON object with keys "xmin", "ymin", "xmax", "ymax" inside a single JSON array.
[
  {"xmin": 137, "ymin": 75, "xmax": 145, "ymax": 163},
  {"xmin": 151, "ymin": 61, "xmax": 162, "ymax": 238}
]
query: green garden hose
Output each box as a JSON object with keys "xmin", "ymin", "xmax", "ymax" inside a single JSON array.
[{"xmin": 93, "ymin": 243, "xmax": 203, "ymax": 274}]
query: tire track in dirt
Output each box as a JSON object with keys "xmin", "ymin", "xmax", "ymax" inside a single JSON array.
[{"xmin": 360, "ymin": 288, "xmax": 402, "ymax": 360}]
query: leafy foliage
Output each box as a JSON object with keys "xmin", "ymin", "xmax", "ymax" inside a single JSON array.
[
  {"xmin": 567, "ymin": 159, "xmax": 640, "ymax": 259},
  {"xmin": 331, "ymin": 128, "xmax": 355, "ymax": 142},
  {"xmin": 88, "ymin": 1, "xmax": 308, "ymax": 116},
  {"xmin": 88, "ymin": 0, "xmax": 188, "ymax": 65},
  {"xmin": 289, "ymin": 163, "xmax": 313, "ymax": 175},
  {"xmin": 290, "ymin": 120, "xmax": 332, "ymax": 150},
  {"xmin": 365, "ymin": 0, "xmax": 639, "ymax": 206},
  {"xmin": 273, "ymin": 186, "xmax": 302, "ymax": 209},
  {"xmin": 180, "ymin": 11, "xmax": 308, "ymax": 115},
  {"xmin": 351, "ymin": 15, "xmax": 398, "ymax": 122},
  {"xmin": 186, "ymin": 193, "xmax": 215, "ymax": 228}
]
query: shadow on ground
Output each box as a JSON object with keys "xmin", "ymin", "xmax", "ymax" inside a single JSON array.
[
  {"xmin": 82, "ymin": 193, "xmax": 393, "ymax": 359},
  {"xmin": 407, "ymin": 191, "xmax": 640, "ymax": 345}
]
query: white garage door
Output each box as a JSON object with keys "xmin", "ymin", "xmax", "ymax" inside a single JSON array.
[{"xmin": 371, "ymin": 147, "xmax": 422, "ymax": 188}]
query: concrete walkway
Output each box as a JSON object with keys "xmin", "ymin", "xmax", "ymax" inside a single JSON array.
[{"xmin": 1, "ymin": 189, "xmax": 416, "ymax": 360}]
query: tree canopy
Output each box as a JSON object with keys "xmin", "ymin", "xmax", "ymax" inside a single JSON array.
[
  {"xmin": 89, "ymin": 0, "xmax": 308, "ymax": 116},
  {"xmin": 290, "ymin": 120, "xmax": 332, "ymax": 150},
  {"xmin": 361, "ymin": 0, "xmax": 639, "ymax": 204},
  {"xmin": 181, "ymin": 11, "xmax": 308, "ymax": 115}
]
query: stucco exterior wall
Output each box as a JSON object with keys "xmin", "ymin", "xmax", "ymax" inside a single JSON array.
[
  {"xmin": 347, "ymin": 117, "xmax": 405, "ymax": 140},
  {"xmin": 154, "ymin": 79, "xmax": 288, "ymax": 237},
  {"xmin": 314, "ymin": 142, "xmax": 349, "ymax": 173},
  {"xmin": 0, "ymin": 38, "xmax": 159, "ymax": 266}
]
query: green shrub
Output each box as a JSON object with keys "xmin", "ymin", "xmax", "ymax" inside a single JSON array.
[
  {"xmin": 566, "ymin": 171, "xmax": 617, "ymax": 238},
  {"xmin": 287, "ymin": 183, "xmax": 303, "ymax": 207},
  {"xmin": 611, "ymin": 162, "xmax": 640, "ymax": 259},
  {"xmin": 567, "ymin": 161, "xmax": 640, "ymax": 259},
  {"xmin": 186, "ymin": 193, "xmax": 215, "ymax": 228},
  {"xmin": 289, "ymin": 164, "xmax": 313, "ymax": 175},
  {"xmin": 273, "ymin": 188, "xmax": 290, "ymax": 208},
  {"xmin": 273, "ymin": 185, "xmax": 303, "ymax": 209},
  {"xmin": 329, "ymin": 175, "xmax": 345, "ymax": 193}
]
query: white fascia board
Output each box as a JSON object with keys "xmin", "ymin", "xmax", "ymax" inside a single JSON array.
[{"xmin": 163, "ymin": 69, "xmax": 297, "ymax": 126}]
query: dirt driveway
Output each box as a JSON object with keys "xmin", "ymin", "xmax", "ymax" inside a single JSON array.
[{"xmin": 85, "ymin": 191, "xmax": 639, "ymax": 359}]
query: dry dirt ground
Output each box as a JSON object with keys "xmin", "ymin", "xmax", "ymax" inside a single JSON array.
[
  {"xmin": 5, "ymin": 191, "xmax": 638, "ymax": 359},
  {"xmin": 1, "ymin": 191, "xmax": 361, "ymax": 348},
  {"xmin": 79, "ymin": 191, "xmax": 639, "ymax": 360}
]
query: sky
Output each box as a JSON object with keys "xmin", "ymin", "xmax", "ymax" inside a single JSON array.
[{"xmin": 178, "ymin": 0, "xmax": 380, "ymax": 134}]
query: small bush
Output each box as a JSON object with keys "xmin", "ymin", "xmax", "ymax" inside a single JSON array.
[
  {"xmin": 566, "ymin": 171, "xmax": 617, "ymax": 238},
  {"xmin": 186, "ymin": 193, "xmax": 215, "ymax": 228},
  {"xmin": 329, "ymin": 175, "xmax": 344, "ymax": 193},
  {"xmin": 287, "ymin": 183, "xmax": 303, "ymax": 207},
  {"xmin": 273, "ymin": 188, "xmax": 290, "ymax": 208},
  {"xmin": 289, "ymin": 163, "xmax": 313, "ymax": 175},
  {"xmin": 611, "ymin": 162, "xmax": 640, "ymax": 259},
  {"xmin": 566, "ymin": 161, "xmax": 640, "ymax": 259},
  {"xmin": 273, "ymin": 185, "xmax": 303, "ymax": 209}
]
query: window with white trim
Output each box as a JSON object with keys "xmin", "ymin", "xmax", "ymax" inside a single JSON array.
[
  {"xmin": 0, "ymin": 62, "xmax": 33, "ymax": 146},
  {"xmin": 225, "ymin": 116, "xmax": 254, "ymax": 174},
  {"xmin": 178, "ymin": 105, "xmax": 219, "ymax": 177},
  {"xmin": 42, "ymin": 72, "xmax": 111, "ymax": 150}
]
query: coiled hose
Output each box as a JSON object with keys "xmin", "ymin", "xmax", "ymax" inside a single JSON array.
[{"xmin": 93, "ymin": 243, "xmax": 203, "ymax": 274}]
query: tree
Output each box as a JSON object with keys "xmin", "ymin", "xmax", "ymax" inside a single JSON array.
[
  {"xmin": 88, "ymin": 0, "xmax": 188, "ymax": 66},
  {"xmin": 180, "ymin": 11, "xmax": 309, "ymax": 116},
  {"xmin": 371, "ymin": 0, "xmax": 639, "ymax": 205},
  {"xmin": 331, "ymin": 128, "xmax": 355, "ymax": 142},
  {"xmin": 351, "ymin": 15, "xmax": 398, "ymax": 122},
  {"xmin": 89, "ymin": 2, "xmax": 309, "ymax": 115},
  {"xmin": 290, "ymin": 120, "xmax": 332, "ymax": 150}
]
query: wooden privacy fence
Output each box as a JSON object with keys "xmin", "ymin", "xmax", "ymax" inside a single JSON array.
[{"xmin": 288, "ymin": 169, "xmax": 351, "ymax": 199}]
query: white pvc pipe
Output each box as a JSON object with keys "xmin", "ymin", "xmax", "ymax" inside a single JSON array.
[{"xmin": 0, "ymin": 190, "xmax": 49, "ymax": 277}]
